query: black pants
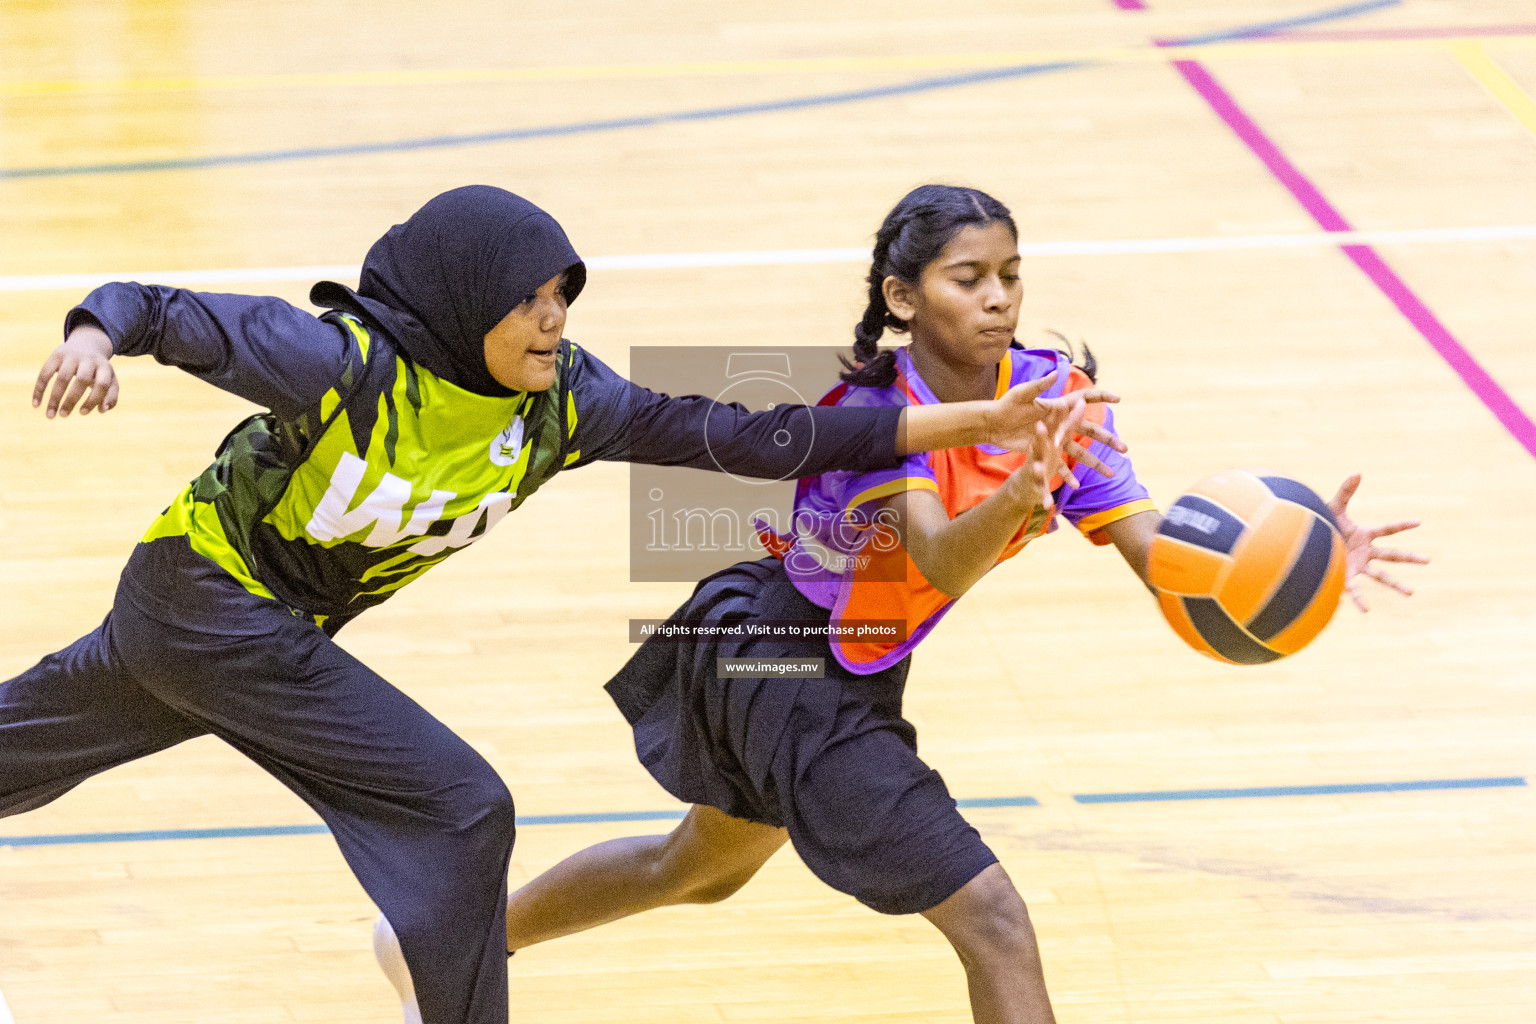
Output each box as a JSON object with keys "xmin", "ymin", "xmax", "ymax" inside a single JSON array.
[{"xmin": 0, "ymin": 538, "xmax": 514, "ymax": 1024}]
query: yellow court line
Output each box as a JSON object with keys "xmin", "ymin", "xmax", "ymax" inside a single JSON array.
[
  {"xmin": 2, "ymin": 33, "xmax": 1535, "ymax": 98},
  {"xmin": 1449, "ymin": 42, "xmax": 1536, "ymax": 140}
]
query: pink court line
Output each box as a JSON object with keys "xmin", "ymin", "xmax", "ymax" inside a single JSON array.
[
  {"xmin": 1112, "ymin": 0, "xmax": 1149, "ymax": 11},
  {"xmin": 1271, "ymin": 24, "xmax": 1536, "ymax": 41},
  {"xmin": 1157, "ymin": 56, "xmax": 1536, "ymax": 460}
]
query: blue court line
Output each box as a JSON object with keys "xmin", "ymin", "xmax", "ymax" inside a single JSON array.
[
  {"xmin": 521, "ymin": 810, "xmax": 687, "ymax": 826},
  {"xmin": 0, "ymin": 1, "xmax": 1392, "ymax": 182},
  {"xmin": 2, "ymin": 777, "xmax": 1520, "ymax": 847},
  {"xmin": 0, "ymin": 63, "xmax": 1083, "ymax": 180},
  {"xmin": 0, "ymin": 824, "xmax": 332, "ymax": 847},
  {"xmin": 0, "ymin": 805, "xmax": 1039, "ymax": 847},
  {"xmin": 1073, "ymin": 776, "xmax": 1527, "ymax": 804},
  {"xmin": 957, "ymin": 796, "xmax": 1041, "ymax": 808},
  {"xmin": 1159, "ymin": 0, "xmax": 1398, "ymax": 46},
  {"xmin": 0, "ymin": 813, "xmax": 694, "ymax": 846}
]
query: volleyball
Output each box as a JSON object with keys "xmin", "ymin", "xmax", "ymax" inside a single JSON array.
[{"xmin": 1148, "ymin": 470, "xmax": 1347, "ymax": 665}]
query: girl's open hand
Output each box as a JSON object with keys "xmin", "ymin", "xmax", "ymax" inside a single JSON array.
[
  {"xmin": 34, "ymin": 326, "xmax": 118, "ymax": 418},
  {"xmin": 1327, "ymin": 473, "xmax": 1428, "ymax": 611},
  {"xmin": 989, "ymin": 371, "xmax": 1126, "ymax": 477},
  {"xmin": 1004, "ymin": 399, "xmax": 1088, "ymax": 511}
]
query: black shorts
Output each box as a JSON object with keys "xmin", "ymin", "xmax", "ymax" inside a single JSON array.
[{"xmin": 605, "ymin": 558, "xmax": 997, "ymax": 915}]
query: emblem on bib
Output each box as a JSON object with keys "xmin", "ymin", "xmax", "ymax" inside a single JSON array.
[{"xmin": 489, "ymin": 416, "xmax": 526, "ymax": 467}]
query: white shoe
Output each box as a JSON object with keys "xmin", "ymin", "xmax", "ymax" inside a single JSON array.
[{"xmin": 373, "ymin": 914, "xmax": 424, "ymax": 1024}]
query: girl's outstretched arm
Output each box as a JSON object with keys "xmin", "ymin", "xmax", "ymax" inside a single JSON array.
[
  {"xmin": 568, "ymin": 350, "xmax": 1124, "ymax": 482},
  {"xmin": 1099, "ymin": 474, "xmax": 1427, "ymax": 606},
  {"xmin": 563, "ymin": 344, "xmax": 907, "ymax": 477},
  {"xmin": 894, "ymin": 404, "xmax": 1090, "ymax": 599},
  {"xmin": 36, "ymin": 284, "xmax": 352, "ymax": 420},
  {"xmin": 898, "ymin": 371, "xmax": 1124, "ymax": 468}
]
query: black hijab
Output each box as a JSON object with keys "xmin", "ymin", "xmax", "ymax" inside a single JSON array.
[{"xmin": 311, "ymin": 185, "xmax": 587, "ymax": 397}]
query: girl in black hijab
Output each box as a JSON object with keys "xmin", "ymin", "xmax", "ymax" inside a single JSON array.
[{"xmin": 8, "ymin": 186, "xmax": 1116, "ymax": 1024}]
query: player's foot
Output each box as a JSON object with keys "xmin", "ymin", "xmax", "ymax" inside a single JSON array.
[{"xmin": 372, "ymin": 914, "xmax": 423, "ymax": 1024}]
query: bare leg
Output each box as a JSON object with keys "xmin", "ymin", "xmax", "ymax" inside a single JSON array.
[
  {"xmin": 374, "ymin": 805, "xmax": 784, "ymax": 1020},
  {"xmin": 921, "ymin": 863, "xmax": 1056, "ymax": 1024},
  {"xmin": 506, "ymin": 804, "xmax": 787, "ymax": 950}
]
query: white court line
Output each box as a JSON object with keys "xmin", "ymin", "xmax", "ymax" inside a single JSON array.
[
  {"xmin": 3, "ymin": 224, "xmax": 1535, "ymax": 293},
  {"xmin": 0, "ymin": 984, "xmax": 16, "ymax": 1024}
]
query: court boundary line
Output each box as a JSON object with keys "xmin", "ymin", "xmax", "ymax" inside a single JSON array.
[
  {"xmin": 1170, "ymin": 57, "xmax": 1536, "ymax": 459},
  {"xmin": 7, "ymin": 223, "xmax": 1536, "ymax": 293},
  {"xmin": 1273, "ymin": 23, "xmax": 1536, "ymax": 42},
  {"xmin": 1075, "ymin": 776, "xmax": 1529, "ymax": 804},
  {"xmin": 0, "ymin": 59, "xmax": 1083, "ymax": 181},
  {"xmin": 0, "ymin": 1, "xmax": 1393, "ymax": 181},
  {"xmin": 0, "ymin": 985, "xmax": 13, "ymax": 1024},
  {"xmin": 1450, "ymin": 42, "xmax": 1536, "ymax": 140},
  {"xmin": 1144, "ymin": 30, "xmax": 1536, "ymax": 461},
  {"xmin": 0, "ymin": 777, "xmax": 1521, "ymax": 848},
  {"xmin": 20, "ymin": 4, "xmax": 1520, "ymax": 100},
  {"xmin": 1156, "ymin": 0, "xmax": 1395, "ymax": 47},
  {"xmin": 6, "ymin": 30, "xmax": 1525, "ymax": 100}
]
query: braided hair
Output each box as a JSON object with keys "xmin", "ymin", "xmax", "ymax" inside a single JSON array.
[{"xmin": 839, "ymin": 185, "xmax": 1017, "ymax": 389}]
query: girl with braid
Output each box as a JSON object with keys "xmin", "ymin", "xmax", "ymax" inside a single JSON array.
[
  {"xmin": 4, "ymin": 185, "xmax": 1116, "ymax": 1024},
  {"xmin": 376, "ymin": 184, "xmax": 1422, "ymax": 1023}
]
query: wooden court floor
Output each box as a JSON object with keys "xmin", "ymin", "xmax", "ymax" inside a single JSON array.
[{"xmin": 1, "ymin": 1, "xmax": 1533, "ymax": 1021}]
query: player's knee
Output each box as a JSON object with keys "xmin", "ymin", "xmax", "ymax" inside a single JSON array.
[
  {"xmin": 447, "ymin": 765, "xmax": 516, "ymax": 840},
  {"xmin": 947, "ymin": 890, "xmax": 1040, "ymax": 966},
  {"xmin": 475, "ymin": 775, "xmax": 517, "ymax": 834}
]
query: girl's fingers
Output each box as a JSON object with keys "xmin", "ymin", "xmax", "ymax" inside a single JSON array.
[
  {"xmin": 1346, "ymin": 582, "xmax": 1370, "ymax": 612},
  {"xmin": 1055, "ymin": 417, "xmax": 1085, "ymax": 488},
  {"xmin": 46, "ymin": 354, "xmax": 81, "ymax": 417},
  {"xmin": 1057, "ymin": 402, "xmax": 1087, "ymax": 440},
  {"xmin": 103, "ymin": 377, "xmax": 120, "ymax": 412},
  {"xmin": 79, "ymin": 362, "xmax": 114, "ymax": 415},
  {"xmin": 58, "ymin": 373, "xmax": 92, "ymax": 417},
  {"xmin": 1369, "ymin": 546, "xmax": 1429, "ymax": 565},
  {"xmin": 1007, "ymin": 372, "xmax": 1058, "ymax": 404},
  {"xmin": 1065, "ymin": 442, "xmax": 1112, "ymax": 479},
  {"xmin": 32, "ymin": 351, "xmax": 63, "ymax": 407},
  {"xmin": 1074, "ymin": 388, "xmax": 1120, "ymax": 405},
  {"xmin": 1369, "ymin": 520, "xmax": 1421, "ymax": 538},
  {"xmin": 1039, "ymin": 423, "xmax": 1076, "ymax": 489},
  {"xmin": 1051, "ymin": 447, "xmax": 1079, "ymax": 488},
  {"xmin": 1035, "ymin": 393, "xmax": 1078, "ymax": 423},
  {"xmin": 1328, "ymin": 473, "xmax": 1362, "ymax": 515},
  {"xmin": 1032, "ymin": 420, "xmax": 1052, "ymax": 459},
  {"xmin": 1014, "ymin": 424, "xmax": 1049, "ymax": 506},
  {"xmin": 1068, "ymin": 418, "xmax": 1126, "ymax": 452},
  {"xmin": 1364, "ymin": 567, "xmax": 1413, "ymax": 596}
]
